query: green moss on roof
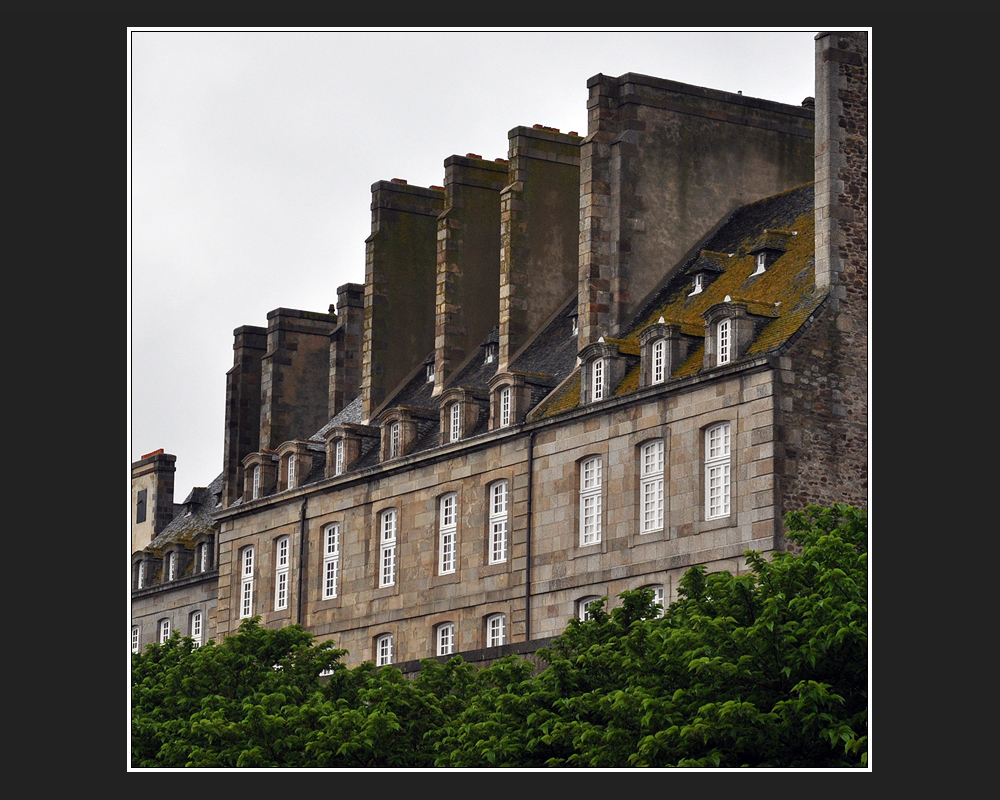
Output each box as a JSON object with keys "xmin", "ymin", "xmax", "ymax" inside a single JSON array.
[{"xmin": 535, "ymin": 372, "xmax": 580, "ymax": 419}]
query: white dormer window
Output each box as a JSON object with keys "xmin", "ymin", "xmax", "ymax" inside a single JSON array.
[
  {"xmin": 390, "ymin": 422, "xmax": 401, "ymax": 458},
  {"xmin": 592, "ymin": 358, "xmax": 605, "ymax": 402},
  {"xmin": 137, "ymin": 561, "xmax": 145, "ymax": 589},
  {"xmin": 449, "ymin": 402, "xmax": 461, "ymax": 443},
  {"xmin": 689, "ymin": 273, "xmax": 704, "ymax": 296},
  {"xmin": 717, "ymin": 319, "xmax": 731, "ymax": 365},
  {"xmin": 287, "ymin": 455, "xmax": 296, "ymax": 489},
  {"xmin": 198, "ymin": 541, "xmax": 209, "ymax": 573},
  {"xmin": 484, "ymin": 344, "xmax": 497, "ymax": 364},
  {"xmin": 571, "ymin": 316, "xmax": 579, "ymax": 336},
  {"xmin": 426, "ymin": 361, "xmax": 436, "ymax": 383},
  {"xmin": 652, "ymin": 339, "xmax": 666, "ymax": 385},
  {"xmin": 334, "ymin": 439, "xmax": 345, "ymax": 476},
  {"xmin": 752, "ymin": 252, "xmax": 767, "ymax": 275},
  {"xmin": 499, "ymin": 386, "xmax": 511, "ymax": 428},
  {"xmin": 166, "ymin": 552, "xmax": 176, "ymax": 582},
  {"xmin": 252, "ymin": 465, "xmax": 261, "ymax": 500}
]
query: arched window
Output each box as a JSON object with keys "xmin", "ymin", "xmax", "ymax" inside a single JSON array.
[
  {"xmin": 198, "ymin": 541, "xmax": 210, "ymax": 573},
  {"xmin": 287, "ymin": 454, "xmax": 296, "ymax": 489},
  {"xmin": 389, "ymin": 422, "xmax": 401, "ymax": 459},
  {"xmin": 252, "ymin": 465, "xmax": 261, "ymax": 499},
  {"xmin": 489, "ymin": 480, "xmax": 509, "ymax": 564},
  {"xmin": 592, "ymin": 358, "xmax": 605, "ymax": 401},
  {"xmin": 190, "ymin": 610, "xmax": 203, "ymax": 647},
  {"xmin": 486, "ymin": 613, "xmax": 506, "ymax": 648},
  {"xmin": 240, "ymin": 546, "xmax": 255, "ymax": 618},
  {"xmin": 449, "ymin": 402, "xmax": 461, "ymax": 443},
  {"xmin": 578, "ymin": 596, "xmax": 601, "ymax": 621},
  {"xmin": 717, "ymin": 319, "xmax": 731, "ymax": 365},
  {"xmin": 323, "ymin": 523, "xmax": 340, "ymax": 600},
  {"xmin": 580, "ymin": 456, "xmax": 603, "ymax": 546},
  {"xmin": 499, "ymin": 386, "xmax": 512, "ymax": 427},
  {"xmin": 158, "ymin": 618, "xmax": 171, "ymax": 644},
  {"xmin": 651, "ymin": 339, "xmax": 666, "ymax": 384},
  {"xmin": 380, "ymin": 509, "xmax": 397, "ymax": 587},
  {"xmin": 274, "ymin": 536, "xmax": 290, "ymax": 611},
  {"xmin": 436, "ymin": 622, "xmax": 455, "ymax": 656},
  {"xmin": 439, "ymin": 493, "xmax": 457, "ymax": 575},
  {"xmin": 334, "ymin": 439, "xmax": 345, "ymax": 476},
  {"xmin": 705, "ymin": 422, "xmax": 731, "ymax": 519},
  {"xmin": 640, "ymin": 440, "xmax": 665, "ymax": 533},
  {"xmin": 375, "ymin": 633, "xmax": 393, "ymax": 666}
]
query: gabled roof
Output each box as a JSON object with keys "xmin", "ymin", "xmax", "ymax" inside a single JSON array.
[{"xmin": 147, "ymin": 472, "xmax": 223, "ymax": 554}]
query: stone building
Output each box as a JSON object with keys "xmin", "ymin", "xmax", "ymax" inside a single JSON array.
[{"xmin": 131, "ymin": 32, "xmax": 868, "ymax": 671}]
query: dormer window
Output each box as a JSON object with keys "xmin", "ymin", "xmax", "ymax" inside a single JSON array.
[
  {"xmin": 334, "ymin": 439, "xmax": 345, "ymax": 476},
  {"xmin": 752, "ymin": 252, "xmax": 767, "ymax": 276},
  {"xmin": 592, "ymin": 358, "xmax": 605, "ymax": 402},
  {"xmin": 426, "ymin": 361, "xmax": 436, "ymax": 383},
  {"xmin": 287, "ymin": 454, "xmax": 296, "ymax": 489},
  {"xmin": 484, "ymin": 343, "xmax": 498, "ymax": 364},
  {"xmin": 499, "ymin": 386, "xmax": 511, "ymax": 427},
  {"xmin": 449, "ymin": 402, "xmax": 461, "ymax": 443},
  {"xmin": 717, "ymin": 319, "xmax": 731, "ymax": 365},
  {"xmin": 651, "ymin": 339, "xmax": 666, "ymax": 384},
  {"xmin": 689, "ymin": 273, "xmax": 704, "ymax": 296},
  {"xmin": 571, "ymin": 314, "xmax": 579, "ymax": 336},
  {"xmin": 390, "ymin": 421, "xmax": 401, "ymax": 458}
]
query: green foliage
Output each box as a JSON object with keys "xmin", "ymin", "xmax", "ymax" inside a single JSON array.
[{"xmin": 132, "ymin": 503, "xmax": 868, "ymax": 768}]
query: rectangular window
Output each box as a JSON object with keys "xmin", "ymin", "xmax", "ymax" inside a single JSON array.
[
  {"xmin": 252, "ymin": 465, "xmax": 261, "ymax": 500},
  {"xmin": 486, "ymin": 613, "xmax": 506, "ymax": 648},
  {"xmin": 705, "ymin": 422, "xmax": 732, "ymax": 519},
  {"xmin": 500, "ymin": 386, "xmax": 511, "ymax": 427},
  {"xmin": 717, "ymin": 319, "xmax": 731, "ymax": 365},
  {"xmin": 287, "ymin": 455, "xmax": 296, "ymax": 489},
  {"xmin": 167, "ymin": 552, "xmax": 176, "ymax": 582},
  {"xmin": 376, "ymin": 633, "xmax": 393, "ymax": 666},
  {"xmin": 323, "ymin": 524, "xmax": 340, "ymax": 600},
  {"xmin": 190, "ymin": 611, "xmax": 203, "ymax": 647},
  {"xmin": 274, "ymin": 536, "xmax": 289, "ymax": 611},
  {"xmin": 592, "ymin": 358, "xmax": 605, "ymax": 401},
  {"xmin": 335, "ymin": 439, "xmax": 344, "ymax": 476},
  {"xmin": 439, "ymin": 494, "xmax": 457, "ymax": 575},
  {"xmin": 640, "ymin": 440, "xmax": 665, "ymax": 533},
  {"xmin": 137, "ymin": 561, "xmax": 145, "ymax": 589},
  {"xmin": 450, "ymin": 403, "xmax": 461, "ymax": 443},
  {"xmin": 380, "ymin": 509, "xmax": 397, "ymax": 588},
  {"xmin": 580, "ymin": 456, "xmax": 603, "ymax": 545},
  {"xmin": 136, "ymin": 489, "xmax": 147, "ymax": 524},
  {"xmin": 131, "ymin": 626, "xmax": 140, "ymax": 654},
  {"xmin": 240, "ymin": 546, "xmax": 254, "ymax": 618},
  {"xmin": 199, "ymin": 541, "xmax": 209, "ymax": 573},
  {"xmin": 489, "ymin": 480, "xmax": 508, "ymax": 564},
  {"xmin": 652, "ymin": 339, "xmax": 665, "ymax": 384},
  {"xmin": 390, "ymin": 422, "xmax": 400, "ymax": 458},
  {"xmin": 437, "ymin": 622, "xmax": 455, "ymax": 656}
]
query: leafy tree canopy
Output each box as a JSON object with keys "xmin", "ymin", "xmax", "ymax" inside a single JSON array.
[{"xmin": 132, "ymin": 503, "xmax": 867, "ymax": 768}]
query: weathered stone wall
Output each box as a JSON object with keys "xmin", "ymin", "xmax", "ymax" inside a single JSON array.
[
  {"xmin": 131, "ymin": 573, "xmax": 217, "ymax": 652},
  {"xmin": 223, "ymin": 326, "xmax": 267, "ymax": 508},
  {"xmin": 329, "ymin": 283, "xmax": 365, "ymax": 418},
  {"xmin": 131, "ymin": 450, "xmax": 176, "ymax": 552}
]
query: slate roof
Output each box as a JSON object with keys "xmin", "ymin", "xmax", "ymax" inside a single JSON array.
[
  {"xmin": 147, "ymin": 472, "xmax": 223, "ymax": 554},
  {"xmin": 534, "ymin": 183, "xmax": 821, "ymax": 418}
]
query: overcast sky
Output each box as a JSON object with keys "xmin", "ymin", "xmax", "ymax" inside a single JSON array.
[{"xmin": 129, "ymin": 28, "xmax": 829, "ymax": 497}]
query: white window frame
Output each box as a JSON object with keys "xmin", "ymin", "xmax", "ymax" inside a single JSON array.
[
  {"xmin": 652, "ymin": 338, "xmax": 666, "ymax": 385},
  {"xmin": 578, "ymin": 596, "xmax": 600, "ymax": 621},
  {"xmin": 489, "ymin": 480, "xmax": 508, "ymax": 564},
  {"xmin": 323, "ymin": 523, "xmax": 340, "ymax": 600},
  {"xmin": 499, "ymin": 386, "xmax": 511, "ymax": 428},
  {"xmin": 580, "ymin": 456, "xmax": 603, "ymax": 546},
  {"xmin": 717, "ymin": 318, "xmax": 731, "ymax": 365},
  {"xmin": 436, "ymin": 622, "xmax": 455, "ymax": 656},
  {"xmin": 198, "ymin": 541, "xmax": 209, "ymax": 573},
  {"xmin": 753, "ymin": 252, "xmax": 767, "ymax": 275},
  {"xmin": 376, "ymin": 633, "xmax": 393, "ymax": 666},
  {"xmin": 287, "ymin": 454, "xmax": 296, "ymax": 489},
  {"xmin": 649, "ymin": 584, "xmax": 666, "ymax": 617},
  {"xmin": 449, "ymin": 402, "xmax": 461, "ymax": 443},
  {"xmin": 166, "ymin": 552, "xmax": 176, "ymax": 582},
  {"xmin": 252, "ymin": 465, "xmax": 261, "ymax": 500},
  {"xmin": 439, "ymin": 493, "xmax": 457, "ymax": 575},
  {"xmin": 640, "ymin": 440, "xmax": 665, "ymax": 533},
  {"xmin": 159, "ymin": 618, "xmax": 170, "ymax": 644},
  {"xmin": 705, "ymin": 422, "xmax": 732, "ymax": 520},
  {"xmin": 131, "ymin": 626, "xmax": 140, "ymax": 653},
  {"xmin": 274, "ymin": 536, "xmax": 290, "ymax": 611},
  {"xmin": 592, "ymin": 358, "xmax": 605, "ymax": 401},
  {"xmin": 379, "ymin": 509, "xmax": 397, "ymax": 588},
  {"xmin": 390, "ymin": 422, "xmax": 400, "ymax": 459},
  {"xmin": 240, "ymin": 546, "xmax": 255, "ymax": 618},
  {"xmin": 689, "ymin": 273, "xmax": 704, "ymax": 295},
  {"xmin": 137, "ymin": 561, "xmax": 144, "ymax": 589},
  {"xmin": 190, "ymin": 610, "xmax": 203, "ymax": 647},
  {"xmin": 486, "ymin": 613, "xmax": 506, "ymax": 648},
  {"xmin": 334, "ymin": 439, "xmax": 345, "ymax": 476}
]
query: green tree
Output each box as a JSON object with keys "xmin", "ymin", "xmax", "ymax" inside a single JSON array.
[{"xmin": 132, "ymin": 503, "xmax": 867, "ymax": 768}]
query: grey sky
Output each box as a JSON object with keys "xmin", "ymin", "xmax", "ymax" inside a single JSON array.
[{"xmin": 129, "ymin": 28, "xmax": 825, "ymax": 497}]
